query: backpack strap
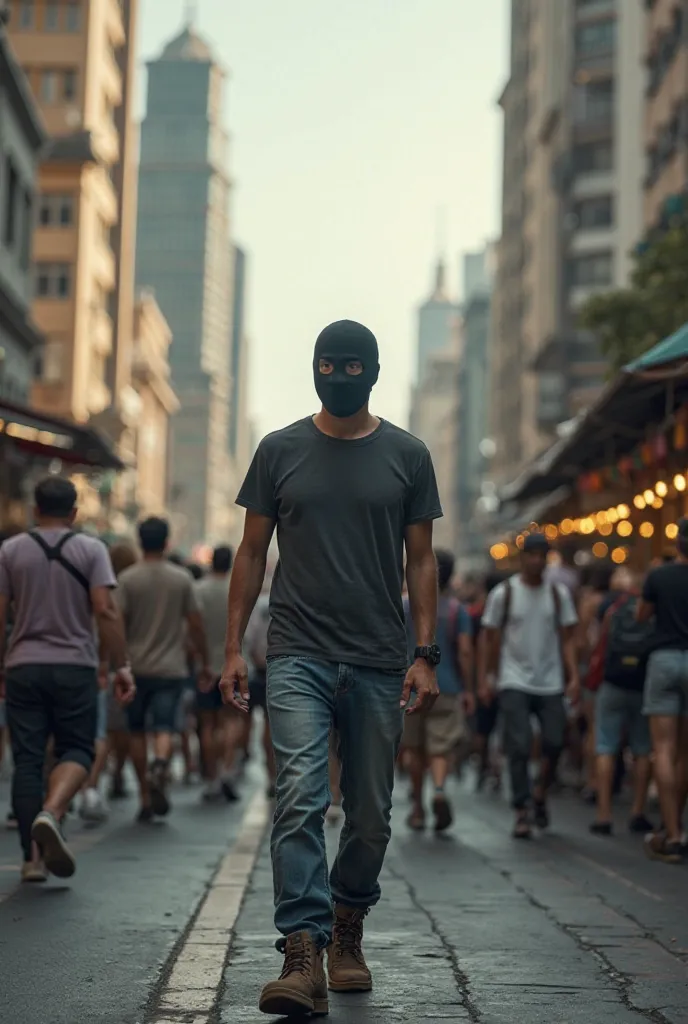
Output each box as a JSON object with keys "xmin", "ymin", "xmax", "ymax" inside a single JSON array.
[
  {"xmin": 551, "ymin": 583, "xmax": 562, "ymax": 630},
  {"xmin": 28, "ymin": 531, "xmax": 91, "ymax": 593},
  {"xmin": 500, "ymin": 577, "xmax": 512, "ymax": 630}
]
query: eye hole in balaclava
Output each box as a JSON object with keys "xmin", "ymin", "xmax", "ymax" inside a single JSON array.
[{"xmin": 313, "ymin": 320, "xmax": 380, "ymax": 419}]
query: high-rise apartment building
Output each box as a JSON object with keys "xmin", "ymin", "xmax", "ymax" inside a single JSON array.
[
  {"xmin": 136, "ymin": 21, "xmax": 233, "ymax": 548},
  {"xmin": 644, "ymin": 0, "xmax": 688, "ymax": 229},
  {"xmin": 229, "ymin": 244, "xmax": 252, "ymax": 477},
  {"xmin": 7, "ymin": 0, "xmax": 136, "ymax": 425},
  {"xmin": 491, "ymin": 0, "xmax": 644, "ymax": 485}
]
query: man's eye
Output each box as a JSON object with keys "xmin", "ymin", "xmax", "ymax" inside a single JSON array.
[
  {"xmin": 346, "ymin": 362, "xmax": 363, "ymax": 375},
  {"xmin": 319, "ymin": 360, "xmax": 334, "ymax": 375}
]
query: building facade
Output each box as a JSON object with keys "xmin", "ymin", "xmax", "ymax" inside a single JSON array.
[
  {"xmin": 7, "ymin": 0, "xmax": 137, "ymax": 428},
  {"xmin": 229, "ymin": 244, "xmax": 252, "ymax": 477},
  {"xmin": 644, "ymin": 0, "xmax": 688, "ymax": 229},
  {"xmin": 455, "ymin": 247, "xmax": 494, "ymax": 564},
  {"xmin": 136, "ymin": 22, "xmax": 234, "ymax": 548},
  {"xmin": 491, "ymin": 0, "xmax": 644, "ymax": 485}
]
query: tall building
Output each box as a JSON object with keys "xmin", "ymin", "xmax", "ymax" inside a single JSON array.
[
  {"xmin": 136, "ymin": 19, "xmax": 234, "ymax": 548},
  {"xmin": 414, "ymin": 257, "xmax": 458, "ymax": 385},
  {"xmin": 7, "ymin": 0, "xmax": 137, "ymax": 426},
  {"xmin": 455, "ymin": 246, "xmax": 494, "ymax": 564},
  {"xmin": 644, "ymin": 0, "xmax": 688, "ymax": 229},
  {"xmin": 491, "ymin": 0, "xmax": 644, "ymax": 486},
  {"xmin": 229, "ymin": 244, "xmax": 252, "ymax": 476}
]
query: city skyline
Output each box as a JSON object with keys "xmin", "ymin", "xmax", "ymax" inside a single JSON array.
[{"xmin": 137, "ymin": 0, "xmax": 508, "ymax": 438}]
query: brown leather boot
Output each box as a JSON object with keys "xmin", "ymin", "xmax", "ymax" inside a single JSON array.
[
  {"xmin": 327, "ymin": 904, "xmax": 372, "ymax": 992},
  {"xmin": 259, "ymin": 931, "xmax": 329, "ymax": 1017}
]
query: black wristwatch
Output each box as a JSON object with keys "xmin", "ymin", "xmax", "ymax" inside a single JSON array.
[{"xmin": 414, "ymin": 644, "xmax": 441, "ymax": 667}]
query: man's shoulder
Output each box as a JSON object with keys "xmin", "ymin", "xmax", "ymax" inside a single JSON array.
[
  {"xmin": 379, "ymin": 420, "xmax": 431, "ymax": 458},
  {"xmin": 257, "ymin": 418, "xmax": 312, "ymax": 453}
]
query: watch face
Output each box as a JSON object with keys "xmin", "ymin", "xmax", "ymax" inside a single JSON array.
[{"xmin": 430, "ymin": 644, "xmax": 441, "ymax": 666}]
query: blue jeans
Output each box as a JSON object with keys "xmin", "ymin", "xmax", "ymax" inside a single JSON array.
[
  {"xmin": 267, "ymin": 656, "xmax": 405, "ymax": 950},
  {"xmin": 643, "ymin": 649, "xmax": 688, "ymax": 717}
]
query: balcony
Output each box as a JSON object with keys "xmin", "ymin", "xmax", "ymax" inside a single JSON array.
[
  {"xmin": 91, "ymin": 307, "xmax": 113, "ymax": 358},
  {"xmin": 93, "ymin": 244, "xmax": 116, "ymax": 291},
  {"xmin": 106, "ymin": 0, "xmax": 126, "ymax": 47}
]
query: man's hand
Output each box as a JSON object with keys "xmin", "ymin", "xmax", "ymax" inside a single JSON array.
[
  {"xmin": 113, "ymin": 666, "xmax": 136, "ymax": 706},
  {"xmin": 477, "ymin": 678, "xmax": 494, "ymax": 707},
  {"xmin": 197, "ymin": 666, "xmax": 216, "ymax": 694},
  {"xmin": 461, "ymin": 690, "xmax": 476, "ymax": 717},
  {"xmin": 400, "ymin": 659, "xmax": 439, "ymax": 715},
  {"xmin": 566, "ymin": 671, "xmax": 581, "ymax": 708},
  {"xmin": 220, "ymin": 653, "xmax": 250, "ymax": 713}
]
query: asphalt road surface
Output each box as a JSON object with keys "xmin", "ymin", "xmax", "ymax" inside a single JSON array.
[{"xmin": 1, "ymin": 767, "xmax": 687, "ymax": 1024}]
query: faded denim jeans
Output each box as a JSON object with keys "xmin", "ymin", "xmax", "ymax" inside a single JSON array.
[{"xmin": 267, "ymin": 656, "xmax": 405, "ymax": 950}]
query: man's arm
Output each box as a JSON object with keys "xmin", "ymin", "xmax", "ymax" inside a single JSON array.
[
  {"xmin": 561, "ymin": 625, "xmax": 579, "ymax": 688},
  {"xmin": 458, "ymin": 632, "xmax": 474, "ymax": 694},
  {"xmin": 91, "ymin": 587, "xmax": 127, "ymax": 670},
  {"xmin": 220, "ymin": 511, "xmax": 275, "ymax": 711},
  {"xmin": 637, "ymin": 598, "xmax": 654, "ymax": 623},
  {"xmin": 401, "ymin": 521, "xmax": 439, "ymax": 713},
  {"xmin": 186, "ymin": 610, "xmax": 210, "ymax": 673}
]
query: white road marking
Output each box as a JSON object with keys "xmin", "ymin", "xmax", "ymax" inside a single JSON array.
[{"xmin": 152, "ymin": 791, "xmax": 269, "ymax": 1023}]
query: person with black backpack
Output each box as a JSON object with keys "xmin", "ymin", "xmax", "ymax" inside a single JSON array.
[
  {"xmin": 480, "ymin": 533, "xmax": 579, "ymax": 839},
  {"xmin": 589, "ymin": 583, "xmax": 655, "ymax": 837},
  {"xmin": 0, "ymin": 478, "xmax": 134, "ymax": 882}
]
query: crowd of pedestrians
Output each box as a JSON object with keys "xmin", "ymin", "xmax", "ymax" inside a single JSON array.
[{"xmin": 1, "ymin": 319, "xmax": 687, "ymax": 1020}]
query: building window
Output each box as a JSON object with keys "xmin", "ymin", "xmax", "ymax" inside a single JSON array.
[
  {"xmin": 35, "ymin": 263, "xmax": 72, "ymax": 299},
  {"xmin": 18, "ymin": 1, "xmax": 34, "ymax": 28},
  {"xmin": 21, "ymin": 191, "xmax": 33, "ymax": 270},
  {"xmin": 3, "ymin": 157, "xmax": 18, "ymax": 247},
  {"xmin": 575, "ymin": 20, "xmax": 616, "ymax": 58},
  {"xmin": 63, "ymin": 69, "xmax": 77, "ymax": 101},
  {"xmin": 573, "ymin": 195, "xmax": 614, "ymax": 229},
  {"xmin": 40, "ymin": 70, "xmax": 57, "ymax": 103},
  {"xmin": 65, "ymin": 1, "xmax": 81, "ymax": 31},
  {"xmin": 38, "ymin": 194, "xmax": 74, "ymax": 227},
  {"xmin": 41, "ymin": 340, "xmax": 65, "ymax": 383},
  {"xmin": 570, "ymin": 251, "xmax": 613, "ymax": 287},
  {"xmin": 44, "ymin": 0, "xmax": 59, "ymax": 30},
  {"xmin": 573, "ymin": 140, "xmax": 613, "ymax": 173},
  {"xmin": 573, "ymin": 78, "xmax": 614, "ymax": 125}
]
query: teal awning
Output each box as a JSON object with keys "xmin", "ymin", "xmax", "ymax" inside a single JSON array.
[{"xmin": 626, "ymin": 321, "xmax": 688, "ymax": 373}]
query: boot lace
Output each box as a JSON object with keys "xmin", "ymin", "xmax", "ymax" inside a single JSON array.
[
  {"xmin": 281, "ymin": 936, "xmax": 312, "ymax": 978},
  {"xmin": 333, "ymin": 913, "xmax": 366, "ymax": 964}
]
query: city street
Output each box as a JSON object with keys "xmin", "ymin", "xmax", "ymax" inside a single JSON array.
[{"xmin": 2, "ymin": 767, "xmax": 688, "ymax": 1024}]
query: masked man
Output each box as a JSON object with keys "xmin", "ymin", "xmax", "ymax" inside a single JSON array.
[{"xmin": 221, "ymin": 320, "xmax": 442, "ymax": 1017}]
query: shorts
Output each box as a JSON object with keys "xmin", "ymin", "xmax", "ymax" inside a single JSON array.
[
  {"xmin": 403, "ymin": 693, "xmax": 465, "ymax": 757},
  {"xmin": 126, "ymin": 677, "xmax": 185, "ymax": 734},
  {"xmin": 643, "ymin": 649, "xmax": 688, "ymax": 717},
  {"xmin": 595, "ymin": 682, "xmax": 651, "ymax": 757},
  {"xmin": 96, "ymin": 688, "xmax": 108, "ymax": 743},
  {"xmin": 175, "ymin": 679, "xmax": 197, "ymax": 732},
  {"xmin": 249, "ymin": 670, "xmax": 267, "ymax": 712},
  {"xmin": 196, "ymin": 678, "xmax": 223, "ymax": 713}
]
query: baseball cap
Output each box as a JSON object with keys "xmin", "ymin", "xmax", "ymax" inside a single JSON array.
[{"xmin": 522, "ymin": 533, "xmax": 550, "ymax": 554}]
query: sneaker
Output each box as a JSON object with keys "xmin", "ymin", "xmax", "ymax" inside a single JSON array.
[
  {"xmin": 644, "ymin": 832, "xmax": 683, "ymax": 864},
  {"xmin": 80, "ymin": 788, "xmax": 108, "ymax": 823},
  {"xmin": 220, "ymin": 775, "xmax": 240, "ymax": 803},
  {"xmin": 137, "ymin": 806, "xmax": 155, "ymax": 824},
  {"xmin": 258, "ymin": 931, "xmax": 328, "ymax": 1017},
  {"xmin": 108, "ymin": 777, "xmax": 128, "ymax": 800},
  {"xmin": 21, "ymin": 860, "xmax": 48, "ymax": 884},
  {"xmin": 31, "ymin": 811, "xmax": 76, "ymax": 878},
  {"xmin": 148, "ymin": 760, "xmax": 170, "ymax": 817},
  {"xmin": 589, "ymin": 821, "xmax": 613, "ymax": 837},
  {"xmin": 512, "ymin": 814, "xmax": 532, "ymax": 840},
  {"xmin": 406, "ymin": 805, "xmax": 425, "ymax": 831},
  {"xmin": 533, "ymin": 800, "xmax": 550, "ymax": 830},
  {"xmin": 628, "ymin": 814, "xmax": 654, "ymax": 834},
  {"xmin": 432, "ymin": 793, "xmax": 453, "ymax": 833},
  {"xmin": 327, "ymin": 904, "xmax": 372, "ymax": 992}
]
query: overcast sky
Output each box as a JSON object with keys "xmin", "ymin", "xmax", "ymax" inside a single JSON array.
[{"xmin": 137, "ymin": 0, "xmax": 509, "ymax": 438}]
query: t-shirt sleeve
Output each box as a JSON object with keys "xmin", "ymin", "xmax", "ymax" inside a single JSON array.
[
  {"xmin": 642, "ymin": 570, "xmax": 658, "ymax": 604},
  {"xmin": 558, "ymin": 585, "xmax": 578, "ymax": 627},
  {"xmin": 405, "ymin": 447, "xmax": 443, "ymax": 525},
  {"xmin": 236, "ymin": 441, "xmax": 278, "ymax": 519},
  {"xmin": 89, "ymin": 541, "xmax": 117, "ymax": 589},
  {"xmin": 183, "ymin": 576, "xmax": 201, "ymax": 615},
  {"xmin": 481, "ymin": 585, "xmax": 504, "ymax": 630},
  {"xmin": 0, "ymin": 547, "xmax": 11, "ymax": 599}
]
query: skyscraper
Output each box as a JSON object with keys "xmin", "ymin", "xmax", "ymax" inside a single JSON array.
[{"xmin": 136, "ymin": 18, "xmax": 233, "ymax": 547}]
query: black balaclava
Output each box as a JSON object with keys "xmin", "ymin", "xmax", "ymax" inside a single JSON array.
[{"xmin": 313, "ymin": 320, "xmax": 380, "ymax": 419}]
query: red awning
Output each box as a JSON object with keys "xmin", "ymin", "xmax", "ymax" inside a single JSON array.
[{"xmin": 0, "ymin": 399, "xmax": 123, "ymax": 471}]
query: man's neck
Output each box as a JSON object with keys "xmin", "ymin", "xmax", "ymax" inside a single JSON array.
[
  {"xmin": 143, "ymin": 552, "xmax": 165, "ymax": 562},
  {"xmin": 520, "ymin": 573, "xmax": 544, "ymax": 588},
  {"xmin": 35, "ymin": 517, "xmax": 71, "ymax": 530},
  {"xmin": 313, "ymin": 406, "xmax": 379, "ymax": 440}
]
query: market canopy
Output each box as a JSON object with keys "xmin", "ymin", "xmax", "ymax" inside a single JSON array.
[{"xmin": 500, "ymin": 321, "xmax": 688, "ymax": 507}]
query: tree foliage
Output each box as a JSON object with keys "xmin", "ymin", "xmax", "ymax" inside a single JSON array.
[{"xmin": 578, "ymin": 218, "xmax": 688, "ymax": 375}]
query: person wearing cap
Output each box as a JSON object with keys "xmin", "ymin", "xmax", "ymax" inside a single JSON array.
[
  {"xmin": 637, "ymin": 517, "xmax": 688, "ymax": 864},
  {"xmin": 478, "ymin": 533, "xmax": 579, "ymax": 838}
]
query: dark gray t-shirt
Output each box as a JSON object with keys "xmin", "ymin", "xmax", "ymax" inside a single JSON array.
[{"xmin": 237, "ymin": 417, "xmax": 442, "ymax": 669}]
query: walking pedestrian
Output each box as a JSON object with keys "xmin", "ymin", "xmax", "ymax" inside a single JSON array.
[
  {"xmin": 404, "ymin": 548, "xmax": 474, "ymax": 832},
  {"xmin": 479, "ymin": 533, "xmax": 579, "ymax": 839},
  {"xmin": 638, "ymin": 518, "xmax": 688, "ymax": 863},
  {"xmin": 117, "ymin": 517, "xmax": 211, "ymax": 822},
  {"xmin": 0, "ymin": 478, "xmax": 134, "ymax": 881},
  {"xmin": 220, "ymin": 319, "xmax": 442, "ymax": 1018},
  {"xmin": 195, "ymin": 545, "xmax": 242, "ymax": 803},
  {"xmin": 105, "ymin": 541, "xmax": 139, "ymax": 800}
]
